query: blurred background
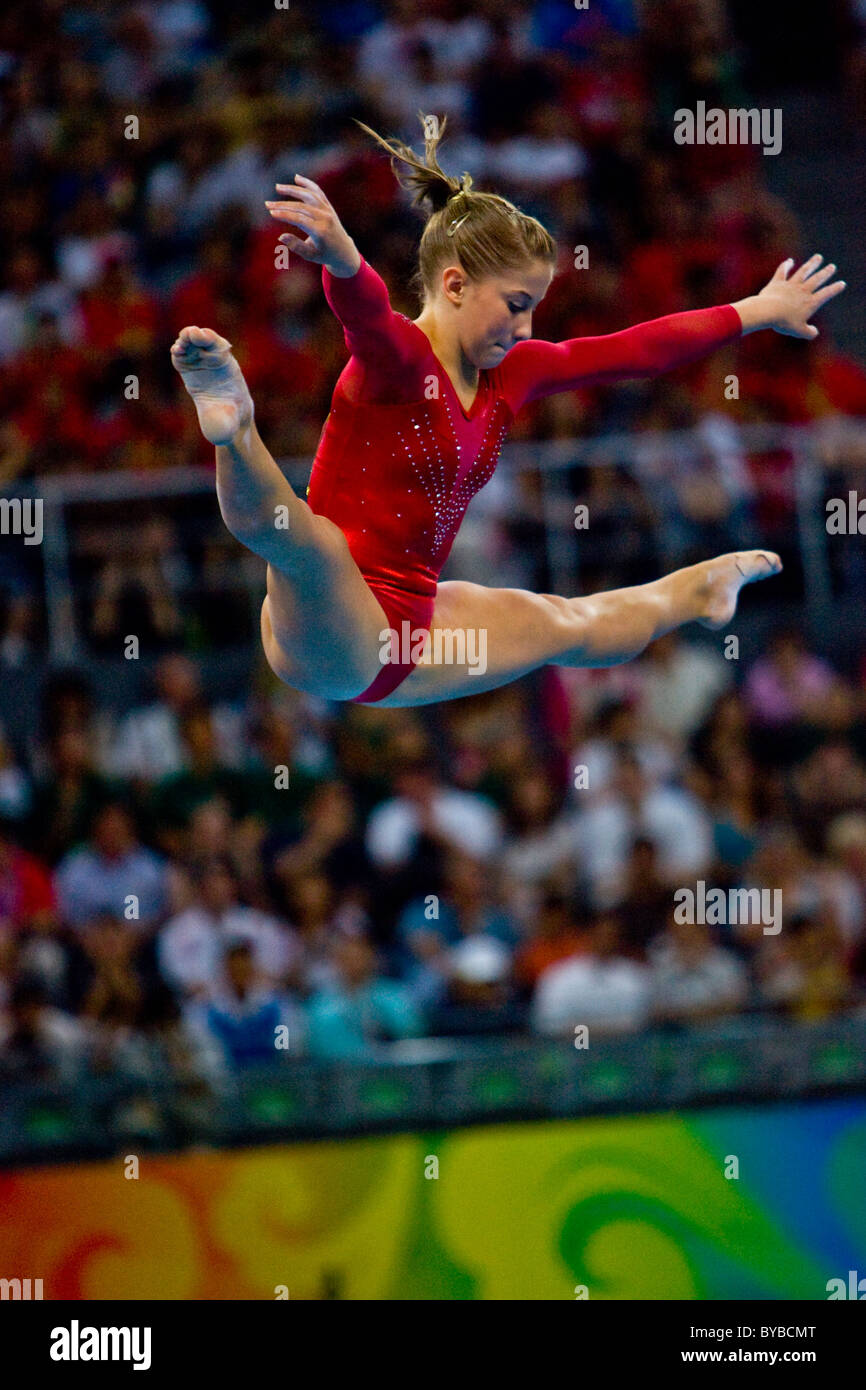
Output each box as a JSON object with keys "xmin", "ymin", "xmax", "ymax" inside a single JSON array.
[{"xmin": 2, "ymin": 0, "xmax": 866, "ymax": 1300}]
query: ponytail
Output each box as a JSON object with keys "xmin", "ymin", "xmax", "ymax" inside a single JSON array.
[{"xmin": 356, "ymin": 112, "xmax": 557, "ymax": 301}]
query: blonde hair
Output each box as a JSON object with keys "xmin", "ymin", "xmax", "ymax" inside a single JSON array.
[{"xmin": 354, "ymin": 112, "xmax": 557, "ymax": 301}]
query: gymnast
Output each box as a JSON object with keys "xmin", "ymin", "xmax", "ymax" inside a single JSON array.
[{"xmin": 171, "ymin": 114, "xmax": 845, "ymax": 707}]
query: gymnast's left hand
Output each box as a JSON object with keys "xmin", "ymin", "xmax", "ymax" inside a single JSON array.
[{"xmin": 741, "ymin": 254, "xmax": 847, "ymax": 339}]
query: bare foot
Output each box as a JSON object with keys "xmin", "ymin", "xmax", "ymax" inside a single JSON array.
[
  {"xmin": 171, "ymin": 326, "xmax": 253, "ymax": 445},
  {"xmin": 696, "ymin": 550, "xmax": 783, "ymax": 629}
]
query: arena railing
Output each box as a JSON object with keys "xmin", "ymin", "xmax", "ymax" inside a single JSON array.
[{"xmin": 2, "ymin": 1014, "xmax": 865, "ymax": 1166}]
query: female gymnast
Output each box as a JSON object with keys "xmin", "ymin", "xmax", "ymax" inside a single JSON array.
[{"xmin": 171, "ymin": 115, "xmax": 845, "ymax": 708}]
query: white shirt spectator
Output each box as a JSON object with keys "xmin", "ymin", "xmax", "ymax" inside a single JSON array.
[
  {"xmin": 637, "ymin": 643, "xmax": 731, "ymax": 743},
  {"xmin": 55, "ymin": 845, "xmax": 167, "ymax": 928},
  {"xmin": 648, "ymin": 938, "xmax": 749, "ymax": 1018},
  {"xmin": 0, "ymin": 280, "xmax": 82, "ymax": 361},
  {"xmin": 532, "ymin": 955, "xmax": 652, "ymax": 1037},
  {"xmin": 577, "ymin": 785, "xmax": 713, "ymax": 908},
  {"xmin": 101, "ymin": 700, "xmax": 246, "ymax": 780},
  {"xmin": 357, "ymin": 15, "xmax": 492, "ymax": 86},
  {"xmin": 573, "ymin": 735, "xmax": 677, "ymax": 800},
  {"xmin": 158, "ymin": 905, "xmax": 301, "ymax": 998},
  {"xmin": 366, "ymin": 789, "xmax": 501, "ymax": 869}
]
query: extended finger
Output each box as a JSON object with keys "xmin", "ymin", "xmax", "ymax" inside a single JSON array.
[
  {"xmin": 273, "ymin": 184, "xmax": 319, "ymax": 204},
  {"xmin": 277, "ymin": 232, "xmax": 320, "ymax": 257},
  {"xmin": 772, "ymin": 258, "xmax": 795, "ymax": 281},
  {"xmin": 265, "ymin": 203, "xmax": 318, "ymax": 225},
  {"xmin": 794, "ymin": 253, "xmax": 824, "ymax": 281},
  {"xmin": 805, "ymin": 263, "xmax": 838, "ymax": 291},
  {"xmin": 293, "ymin": 173, "xmax": 326, "ymax": 197},
  {"xmin": 811, "ymin": 279, "xmax": 847, "ymax": 307}
]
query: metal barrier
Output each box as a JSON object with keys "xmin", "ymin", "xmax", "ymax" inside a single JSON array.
[{"xmin": 3, "ymin": 1015, "xmax": 866, "ymax": 1166}]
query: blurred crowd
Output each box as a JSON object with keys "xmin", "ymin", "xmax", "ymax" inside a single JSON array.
[
  {"xmin": 3, "ymin": 0, "xmax": 866, "ymax": 656},
  {"xmin": 3, "ymin": 631, "xmax": 866, "ymax": 1089}
]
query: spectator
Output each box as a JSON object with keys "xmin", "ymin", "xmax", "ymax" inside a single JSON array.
[
  {"xmin": 0, "ymin": 976, "xmax": 88, "ymax": 1082},
  {"xmin": 26, "ymin": 726, "xmax": 120, "ymax": 864},
  {"xmin": 531, "ymin": 913, "xmax": 652, "ymax": 1038},
  {"xmin": 104, "ymin": 652, "xmax": 244, "ymax": 783},
  {"xmin": 306, "ymin": 935, "xmax": 424, "ymax": 1058},
  {"xmin": 365, "ymin": 754, "xmax": 502, "ymax": 870},
  {"xmin": 186, "ymin": 940, "xmax": 305, "ymax": 1071},
  {"xmin": 576, "ymin": 751, "xmax": 713, "ymax": 907},
  {"xmin": 513, "ymin": 891, "xmax": 588, "ymax": 992},
  {"xmin": 157, "ymin": 855, "xmax": 300, "ymax": 1000},
  {"xmin": 648, "ymin": 913, "xmax": 750, "ymax": 1025},
  {"xmin": 635, "ymin": 632, "xmax": 732, "ymax": 746},
  {"xmin": 54, "ymin": 800, "xmax": 167, "ymax": 929}
]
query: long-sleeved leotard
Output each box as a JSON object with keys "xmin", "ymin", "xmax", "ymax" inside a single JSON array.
[{"xmin": 305, "ymin": 256, "xmax": 743, "ymax": 703}]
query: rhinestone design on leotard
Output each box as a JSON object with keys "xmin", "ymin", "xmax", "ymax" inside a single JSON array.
[{"xmin": 394, "ymin": 394, "xmax": 510, "ymax": 562}]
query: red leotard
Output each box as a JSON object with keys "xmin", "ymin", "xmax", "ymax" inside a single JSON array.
[{"xmin": 305, "ymin": 256, "xmax": 742, "ymax": 703}]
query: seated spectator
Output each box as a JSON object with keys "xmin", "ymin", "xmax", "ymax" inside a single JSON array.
[
  {"xmin": 306, "ymin": 936, "xmax": 424, "ymax": 1058},
  {"xmin": 0, "ymin": 976, "xmax": 88, "ymax": 1082},
  {"xmin": 634, "ymin": 632, "xmax": 732, "ymax": 747},
  {"xmin": 396, "ymin": 850, "xmax": 518, "ymax": 957},
  {"xmin": 103, "ymin": 652, "xmax": 243, "ymax": 783},
  {"xmin": 185, "ymin": 941, "xmax": 305, "ymax": 1072},
  {"xmin": 825, "ymin": 813, "xmax": 866, "ymax": 948},
  {"xmin": 146, "ymin": 706, "xmax": 255, "ymax": 855},
  {"xmin": 744, "ymin": 630, "xmax": 855, "ymax": 765},
  {"xmin": 272, "ymin": 779, "xmax": 370, "ymax": 894},
  {"xmin": 513, "ymin": 891, "xmax": 589, "ymax": 993},
  {"xmin": 365, "ymin": 754, "xmax": 502, "ymax": 872},
  {"xmin": 158, "ymin": 856, "xmax": 300, "ymax": 1001},
  {"xmin": 531, "ymin": 914, "xmax": 652, "ymax": 1039},
  {"xmin": 0, "ymin": 819, "xmax": 56, "ymax": 931},
  {"xmin": 702, "ymin": 757, "xmax": 763, "ymax": 872},
  {"xmin": 617, "ymin": 837, "xmax": 671, "ymax": 955},
  {"xmin": 571, "ymin": 696, "xmax": 676, "ymax": 799},
  {"xmin": 26, "ymin": 726, "xmax": 121, "ymax": 864},
  {"xmin": 77, "ymin": 912, "xmax": 150, "ymax": 1076},
  {"xmin": 277, "ymin": 870, "xmax": 363, "ymax": 994},
  {"xmin": 755, "ymin": 908, "xmax": 852, "ymax": 1022},
  {"xmin": 790, "ymin": 740, "xmax": 866, "ymax": 824},
  {"xmin": 54, "ymin": 800, "xmax": 167, "ymax": 929},
  {"xmin": 242, "ymin": 706, "xmax": 324, "ymax": 842},
  {"xmin": 500, "ymin": 770, "xmax": 580, "ymax": 926},
  {"xmin": 576, "ymin": 751, "xmax": 713, "ymax": 908},
  {"xmin": 648, "ymin": 914, "xmax": 750, "ymax": 1026},
  {"xmin": 428, "ymin": 933, "xmax": 522, "ymax": 1037}
]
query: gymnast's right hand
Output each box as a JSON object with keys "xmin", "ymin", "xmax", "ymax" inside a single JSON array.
[{"xmin": 265, "ymin": 175, "xmax": 362, "ymax": 278}]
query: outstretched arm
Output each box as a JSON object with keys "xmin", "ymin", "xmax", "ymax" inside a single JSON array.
[
  {"xmin": 502, "ymin": 254, "xmax": 846, "ymax": 412},
  {"xmin": 266, "ymin": 175, "xmax": 417, "ymax": 394}
]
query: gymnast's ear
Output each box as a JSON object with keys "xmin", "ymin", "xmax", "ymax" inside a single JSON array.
[{"xmin": 440, "ymin": 265, "xmax": 468, "ymax": 304}]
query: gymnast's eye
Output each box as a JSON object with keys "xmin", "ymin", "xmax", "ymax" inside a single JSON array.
[{"xmin": 508, "ymin": 300, "xmax": 528, "ymax": 314}]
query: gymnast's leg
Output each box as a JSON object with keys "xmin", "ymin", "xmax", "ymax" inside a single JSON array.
[
  {"xmin": 171, "ymin": 325, "xmax": 387, "ymax": 700},
  {"xmin": 371, "ymin": 550, "xmax": 782, "ymax": 707}
]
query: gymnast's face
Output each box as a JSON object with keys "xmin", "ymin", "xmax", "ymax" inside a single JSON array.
[{"xmin": 443, "ymin": 259, "xmax": 555, "ymax": 369}]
